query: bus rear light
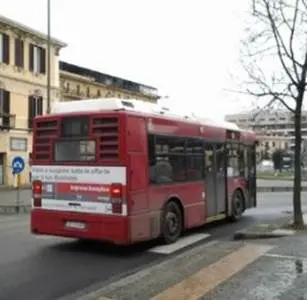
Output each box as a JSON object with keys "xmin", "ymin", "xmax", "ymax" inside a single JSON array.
[
  {"xmin": 110, "ymin": 183, "xmax": 123, "ymax": 198},
  {"xmin": 32, "ymin": 180, "xmax": 42, "ymax": 207},
  {"xmin": 110, "ymin": 183, "xmax": 123, "ymax": 214}
]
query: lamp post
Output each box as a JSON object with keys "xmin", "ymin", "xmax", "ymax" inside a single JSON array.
[{"xmin": 47, "ymin": 0, "xmax": 51, "ymax": 114}]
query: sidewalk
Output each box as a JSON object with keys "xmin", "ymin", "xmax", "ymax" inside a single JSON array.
[
  {"xmin": 204, "ymin": 233, "xmax": 307, "ymax": 300},
  {"xmin": 73, "ymin": 215, "xmax": 307, "ymax": 300},
  {"xmin": 257, "ymin": 179, "xmax": 307, "ymax": 192},
  {"xmin": 0, "ymin": 184, "xmax": 31, "ymax": 191},
  {"xmin": 0, "ymin": 188, "xmax": 31, "ymax": 214}
]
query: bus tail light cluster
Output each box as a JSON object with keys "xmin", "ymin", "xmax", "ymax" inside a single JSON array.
[
  {"xmin": 32, "ymin": 180, "xmax": 42, "ymax": 207},
  {"xmin": 110, "ymin": 183, "xmax": 124, "ymax": 214}
]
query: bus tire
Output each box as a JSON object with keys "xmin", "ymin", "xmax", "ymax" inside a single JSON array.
[
  {"xmin": 228, "ymin": 190, "xmax": 244, "ymax": 222},
  {"xmin": 161, "ymin": 201, "xmax": 183, "ymax": 244}
]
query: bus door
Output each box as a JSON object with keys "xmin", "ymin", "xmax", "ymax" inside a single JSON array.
[
  {"xmin": 215, "ymin": 143, "xmax": 226, "ymax": 214},
  {"xmin": 247, "ymin": 143, "xmax": 257, "ymax": 207},
  {"xmin": 204, "ymin": 143, "xmax": 217, "ymax": 217},
  {"xmin": 204, "ymin": 143, "xmax": 226, "ymax": 217}
]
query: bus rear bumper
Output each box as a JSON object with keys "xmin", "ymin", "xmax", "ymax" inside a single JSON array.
[{"xmin": 30, "ymin": 209, "xmax": 130, "ymax": 245}]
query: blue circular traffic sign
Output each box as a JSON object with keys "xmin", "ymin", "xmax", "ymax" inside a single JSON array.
[{"xmin": 12, "ymin": 156, "xmax": 25, "ymax": 175}]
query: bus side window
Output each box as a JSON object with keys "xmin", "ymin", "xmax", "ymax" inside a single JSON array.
[
  {"xmin": 148, "ymin": 134, "xmax": 157, "ymax": 183},
  {"xmin": 227, "ymin": 143, "xmax": 240, "ymax": 177},
  {"xmin": 148, "ymin": 135, "xmax": 174, "ymax": 184},
  {"xmin": 186, "ymin": 138, "xmax": 204, "ymax": 181}
]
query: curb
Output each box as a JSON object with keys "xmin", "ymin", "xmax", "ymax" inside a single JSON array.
[
  {"xmin": 257, "ymin": 186, "xmax": 307, "ymax": 192},
  {"xmin": 233, "ymin": 229, "xmax": 295, "ymax": 240},
  {"xmin": 0, "ymin": 205, "xmax": 31, "ymax": 214},
  {"xmin": 233, "ymin": 215, "xmax": 295, "ymax": 240}
]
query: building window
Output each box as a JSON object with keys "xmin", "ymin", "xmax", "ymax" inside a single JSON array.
[
  {"xmin": 29, "ymin": 44, "xmax": 46, "ymax": 74},
  {"xmin": 97, "ymin": 89, "xmax": 101, "ymax": 97},
  {"xmin": 86, "ymin": 87, "xmax": 90, "ymax": 97},
  {"xmin": 76, "ymin": 85, "xmax": 81, "ymax": 95},
  {"xmin": 15, "ymin": 38, "xmax": 24, "ymax": 68},
  {"xmin": 28, "ymin": 95, "xmax": 43, "ymax": 128},
  {"xmin": 0, "ymin": 89, "xmax": 11, "ymax": 128},
  {"xmin": 0, "ymin": 33, "xmax": 9, "ymax": 64}
]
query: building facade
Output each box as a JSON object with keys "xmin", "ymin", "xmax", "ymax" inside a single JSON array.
[
  {"xmin": 0, "ymin": 15, "xmax": 66, "ymax": 186},
  {"xmin": 255, "ymin": 134, "xmax": 290, "ymax": 162},
  {"xmin": 59, "ymin": 61, "xmax": 159, "ymax": 103},
  {"xmin": 225, "ymin": 109, "xmax": 296, "ymax": 160}
]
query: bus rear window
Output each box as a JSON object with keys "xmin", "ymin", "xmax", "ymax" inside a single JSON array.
[{"xmin": 54, "ymin": 140, "xmax": 96, "ymax": 162}]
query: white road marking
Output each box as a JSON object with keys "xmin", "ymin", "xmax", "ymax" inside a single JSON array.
[{"xmin": 149, "ymin": 233, "xmax": 211, "ymax": 254}]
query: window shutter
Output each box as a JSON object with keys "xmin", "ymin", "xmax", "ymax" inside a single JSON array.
[
  {"xmin": 28, "ymin": 96, "xmax": 34, "ymax": 128},
  {"xmin": 29, "ymin": 44, "xmax": 34, "ymax": 71},
  {"xmin": 40, "ymin": 48, "xmax": 46, "ymax": 74},
  {"xmin": 3, "ymin": 34, "xmax": 9, "ymax": 64},
  {"xmin": 15, "ymin": 38, "xmax": 24, "ymax": 68},
  {"xmin": 2, "ymin": 90, "xmax": 10, "ymax": 127},
  {"xmin": 37, "ymin": 96, "xmax": 43, "ymax": 115}
]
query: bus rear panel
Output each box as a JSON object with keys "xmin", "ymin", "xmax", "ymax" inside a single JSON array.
[{"xmin": 31, "ymin": 112, "xmax": 133, "ymax": 245}]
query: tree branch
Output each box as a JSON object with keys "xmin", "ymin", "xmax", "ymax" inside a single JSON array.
[
  {"xmin": 288, "ymin": 0, "xmax": 301, "ymax": 80},
  {"xmin": 264, "ymin": 0, "xmax": 298, "ymax": 86}
]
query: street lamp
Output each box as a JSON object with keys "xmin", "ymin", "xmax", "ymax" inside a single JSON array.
[{"xmin": 47, "ymin": 0, "xmax": 51, "ymax": 114}]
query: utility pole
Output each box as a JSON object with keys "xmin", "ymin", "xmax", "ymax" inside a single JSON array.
[{"xmin": 47, "ymin": 0, "xmax": 51, "ymax": 114}]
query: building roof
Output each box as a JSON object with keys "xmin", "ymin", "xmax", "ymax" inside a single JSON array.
[
  {"xmin": 0, "ymin": 14, "xmax": 67, "ymax": 47},
  {"xmin": 59, "ymin": 61, "xmax": 159, "ymax": 99}
]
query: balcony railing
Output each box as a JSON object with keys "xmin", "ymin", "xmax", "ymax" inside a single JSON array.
[{"xmin": 0, "ymin": 112, "xmax": 16, "ymax": 129}]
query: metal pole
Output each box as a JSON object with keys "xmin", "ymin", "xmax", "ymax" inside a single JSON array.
[{"xmin": 47, "ymin": 0, "xmax": 51, "ymax": 114}]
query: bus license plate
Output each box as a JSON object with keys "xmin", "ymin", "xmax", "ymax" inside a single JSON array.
[{"xmin": 65, "ymin": 221, "xmax": 86, "ymax": 230}]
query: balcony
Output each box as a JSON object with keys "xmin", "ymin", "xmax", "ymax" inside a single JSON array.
[
  {"xmin": 61, "ymin": 88, "xmax": 85, "ymax": 100},
  {"xmin": 0, "ymin": 112, "xmax": 16, "ymax": 130}
]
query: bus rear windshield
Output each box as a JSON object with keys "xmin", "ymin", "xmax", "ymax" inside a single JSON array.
[{"xmin": 54, "ymin": 140, "xmax": 96, "ymax": 162}]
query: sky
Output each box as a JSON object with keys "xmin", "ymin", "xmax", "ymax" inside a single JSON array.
[{"xmin": 1, "ymin": 0, "xmax": 251, "ymax": 121}]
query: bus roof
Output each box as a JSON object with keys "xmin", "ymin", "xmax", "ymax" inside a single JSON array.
[{"xmin": 51, "ymin": 98, "xmax": 246, "ymax": 133}]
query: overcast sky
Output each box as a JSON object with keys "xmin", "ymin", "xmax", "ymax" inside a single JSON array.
[{"xmin": 1, "ymin": 0, "xmax": 251, "ymax": 121}]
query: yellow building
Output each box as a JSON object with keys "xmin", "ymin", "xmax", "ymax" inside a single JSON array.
[
  {"xmin": 59, "ymin": 61, "xmax": 159, "ymax": 103},
  {"xmin": 0, "ymin": 15, "xmax": 66, "ymax": 187}
]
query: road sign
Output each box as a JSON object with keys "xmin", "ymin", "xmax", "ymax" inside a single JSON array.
[{"xmin": 12, "ymin": 156, "xmax": 25, "ymax": 175}]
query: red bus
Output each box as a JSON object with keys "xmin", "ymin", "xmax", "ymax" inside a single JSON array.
[{"xmin": 30, "ymin": 98, "xmax": 257, "ymax": 245}]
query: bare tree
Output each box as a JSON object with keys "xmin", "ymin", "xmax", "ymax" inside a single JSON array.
[{"xmin": 241, "ymin": 0, "xmax": 307, "ymax": 227}]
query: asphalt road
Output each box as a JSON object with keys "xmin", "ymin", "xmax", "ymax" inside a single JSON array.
[{"xmin": 0, "ymin": 192, "xmax": 306, "ymax": 300}]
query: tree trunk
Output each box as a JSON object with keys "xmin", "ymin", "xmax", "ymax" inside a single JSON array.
[{"xmin": 293, "ymin": 110, "xmax": 304, "ymax": 227}]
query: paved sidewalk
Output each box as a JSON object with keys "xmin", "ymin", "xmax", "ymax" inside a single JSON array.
[
  {"xmin": 257, "ymin": 179, "xmax": 307, "ymax": 192},
  {"xmin": 204, "ymin": 233, "xmax": 307, "ymax": 300},
  {"xmin": 75, "ymin": 234, "xmax": 307, "ymax": 300},
  {"xmin": 71, "ymin": 213, "xmax": 307, "ymax": 300},
  {"xmin": 0, "ymin": 188, "xmax": 31, "ymax": 214}
]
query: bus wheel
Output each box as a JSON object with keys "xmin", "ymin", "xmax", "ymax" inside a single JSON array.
[
  {"xmin": 229, "ymin": 190, "xmax": 244, "ymax": 222},
  {"xmin": 162, "ymin": 201, "xmax": 183, "ymax": 244}
]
